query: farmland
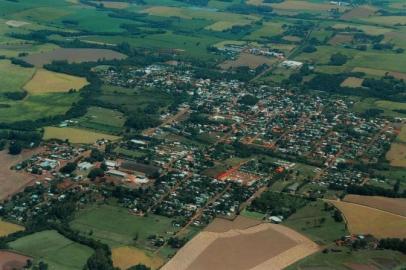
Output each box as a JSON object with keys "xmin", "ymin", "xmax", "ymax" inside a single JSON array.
[
  {"xmin": 0, "ymin": 60, "xmax": 35, "ymax": 93},
  {"xmin": 24, "ymin": 69, "xmax": 88, "ymax": 94},
  {"xmin": 0, "ymin": 251, "xmax": 32, "ymax": 270},
  {"xmin": 43, "ymin": 126, "xmax": 121, "ymax": 144},
  {"xmin": 162, "ymin": 216, "xmax": 319, "ymax": 270},
  {"xmin": 0, "ymin": 219, "xmax": 24, "ymax": 237},
  {"xmin": 112, "ymin": 246, "xmax": 164, "ymax": 270},
  {"xmin": 342, "ymin": 195, "xmax": 406, "ymax": 217},
  {"xmin": 329, "ymin": 200, "xmax": 406, "ymax": 239},
  {"xmin": 9, "ymin": 230, "xmax": 94, "ymax": 270},
  {"xmin": 22, "ymin": 48, "xmax": 126, "ymax": 67}
]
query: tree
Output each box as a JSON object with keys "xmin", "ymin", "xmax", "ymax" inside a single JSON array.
[
  {"xmin": 60, "ymin": 162, "xmax": 77, "ymax": 174},
  {"xmin": 394, "ymin": 180, "xmax": 401, "ymax": 193},
  {"xmin": 88, "ymin": 168, "xmax": 105, "ymax": 180},
  {"xmin": 8, "ymin": 142, "xmax": 22, "ymax": 155},
  {"xmin": 238, "ymin": 95, "xmax": 258, "ymax": 106},
  {"xmin": 128, "ymin": 264, "xmax": 151, "ymax": 270},
  {"xmin": 333, "ymin": 209, "xmax": 343, "ymax": 222},
  {"xmin": 330, "ymin": 53, "xmax": 348, "ymax": 66}
]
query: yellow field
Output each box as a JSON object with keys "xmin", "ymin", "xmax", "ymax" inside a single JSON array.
[
  {"xmin": 205, "ymin": 21, "xmax": 250, "ymax": 31},
  {"xmin": 43, "ymin": 127, "xmax": 120, "ymax": 144},
  {"xmin": 112, "ymin": 246, "xmax": 164, "ymax": 270},
  {"xmin": 24, "ymin": 69, "xmax": 88, "ymax": 94},
  {"xmin": 93, "ymin": 1, "xmax": 129, "ymax": 9},
  {"xmin": 0, "ymin": 219, "xmax": 24, "ymax": 237},
  {"xmin": 386, "ymin": 143, "xmax": 406, "ymax": 167},
  {"xmin": 330, "ymin": 200, "xmax": 406, "ymax": 238},
  {"xmin": 340, "ymin": 77, "xmax": 364, "ymax": 88}
]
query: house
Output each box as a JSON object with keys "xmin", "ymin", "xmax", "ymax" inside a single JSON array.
[
  {"xmin": 106, "ymin": 170, "xmax": 128, "ymax": 179},
  {"xmin": 281, "ymin": 60, "xmax": 303, "ymax": 69},
  {"xmin": 78, "ymin": 162, "xmax": 93, "ymax": 171}
]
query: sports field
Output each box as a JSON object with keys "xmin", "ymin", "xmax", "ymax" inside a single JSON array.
[
  {"xmin": 43, "ymin": 126, "xmax": 120, "ymax": 144},
  {"xmin": 10, "ymin": 230, "xmax": 93, "ymax": 270},
  {"xmin": 24, "ymin": 69, "xmax": 88, "ymax": 94},
  {"xmin": 329, "ymin": 200, "xmax": 406, "ymax": 238},
  {"xmin": 76, "ymin": 106, "xmax": 125, "ymax": 134}
]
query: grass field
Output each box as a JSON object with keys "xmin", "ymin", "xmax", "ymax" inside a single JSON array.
[
  {"xmin": 70, "ymin": 204, "xmax": 176, "ymax": 248},
  {"xmin": 43, "ymin": 126, "xmax": 120, "ymax": 144},
  {"xmin": 0, "ymin": 60, "xmax": 35, "ymax": 93},
  {"xmin": 329, "ymin": 200, "xmax": 406, "ymax": 238},
  {"xmin": 10, "ymin": 230, "xmax": 93, "ymax": 270},
  {"xmin": 0, "ymin": 219, "xmax": 24, "ymax": 237},
  {"xmin": 353, "ymin": 98, "xmax": 406, "ymax": 118},
  {"xmin": 386, "ymin": 143, "xmax": 406, "ymax": 168},
  {"xmin": 112, "ymin": 246, "xmax": 164, "ymax": 270},
  {"xmin": 24, "ymin": 69, "xmax": 88, "ymax": 94},
  {"xmin": 284, "ymin": 201, "xmax": 348, "ymax": 245},
  {"xmin": 340, "ymin": 77, "xmax": 364, "ymax": 88}
]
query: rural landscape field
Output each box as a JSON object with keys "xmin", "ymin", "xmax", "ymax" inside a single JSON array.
[{"xmin": 0, "ymin": 0, "xmax": 405, "ymax": 269}]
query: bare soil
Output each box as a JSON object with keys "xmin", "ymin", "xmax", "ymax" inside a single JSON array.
[{"xmin": 0, "ymin": 250, "xmax": 32, "ymax": 270}]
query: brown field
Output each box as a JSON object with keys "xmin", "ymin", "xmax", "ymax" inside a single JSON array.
[
  {"xmin": 162, "ymin": 216, "xmax": 319, "ymax": 270},
  {"xmin": 112, "ymin": 246, "xmax": 164, "ymax": 270},
  {"xmin": 340, "ymin": 77, "xmax": 364, "ymax": 88},
  {"xmin": 329, "ymin": 200, "xmax": 406, "ymax": 238},
  {"xmin": 0, "ymin": 148, "xmax": 43, "ymax": 201},
  {"xmin": 43, "ymin": 127, "xmax": 121, "ymax": 144},
  {"xmin": 93, "ymin": 1, "xmax": 129, "ymax": 9},
  {"xmin": 22, "ymin": 48, "xmax": 126, "ymax": 67},
  {"xmin": 328, "ymin": 34, "xmax": 353, "ymax": 45},
  {"xmin": 220, "ymin": 53, "xmax": 276, "ymax": 69},
  {"xmin": 0, "ymin": 250, "xmax": 32, "ymax": 270},
  {"xmin": 341, "ymin": 5, "xmax": 377, "ymax": 20},
  {"xmin": 0, "ymin": 220, "xmax": 24, "ymax": 237},
  {"xmin": 386, "ymin": 143, "xmax": 406, "ymax": 168},
  {"xmin": 343, "ymin": 195, "xmax": 406, "ymax": 217},
  {"xmin": 24, "ymin": 69, "xmax": 88, "ymax": 94}
]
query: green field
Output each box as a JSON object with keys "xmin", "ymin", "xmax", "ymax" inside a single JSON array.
[
  {"xmin": 10, "ymin": 230, "xmax": 93, "ymax": 270},
  {"xmin": 75, "ymin": 106, "xmax": 125, "ymax": 134},
  {"xmin": 284, "ymin": 201, "xmax": 348, "ymax": 245},
  {"xmin": 0, "ymin": 59, "xmax": 35, "ymax": 93},
  {"xmin": 70, "ymin": 204, "xmax": 177, "ymax": 248}
]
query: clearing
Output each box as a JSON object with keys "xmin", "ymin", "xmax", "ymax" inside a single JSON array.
[
  {"xmin": 24, "ymin": 69, "xmax": 88, "ymax": 94},
  {"xmin": 162, "ymin": 216, "xmax": 319, "ymax": 270},
  {"xmin": 43, "ymin": 127, "xmax": 120, "ymax": 144}
]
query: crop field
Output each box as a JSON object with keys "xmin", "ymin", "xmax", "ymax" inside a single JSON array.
[
  {"xmin": 328, "ymin": 34, "xmax": 353, "ymax": 45},
  {"xmin": 284, "ymin": 201, "xmax": 348, "ymax": 245},
  {"xmin": 24, "ymin": 69, "xmax": 88, "ymax": 94},
  {"xmin": 0, "ymin": 93, "xmax": 79, "ymax": 123},
  {"xmin": 332, "ymin": 23, "xmax": 392, "ymax": 35},
  {"xmin": 220, "ymin": 53, "xmax": 277, "ymax": 69},
  {"xmin": 394, "ymin": 124, "xmax": 406, "ymax": 143},
  {"xmin": 95, "ymin": 1, "xmax": 130, "ymax": 9},
  {"xmin": 0, "ymin": 60, "xmax": 35, "ymax": 93},
  {"xmin": 162, "ymin": 216, "xmax": 319, "ymax": 270},
  {"xmin": 263, "ymin": 0, "xmax": 350, "ymax": 13},
  {"xmin": 329, "ymin": 200, "xmax": 406, "ymax": 238},
  {"xmin": 43, "ymin": 126, "xmax": 120, "ymax": 144},
  {"xmin": 70, "ymin": 204, "xmax": 176, "ymax": 248},
  {"xmin": 386, "ymin": 143, "xmax": 406, "ymax": 168},
  {"xmin": 75, "ymin": 106, "xmax": 125, "ymax": 134},
  {"xmin": 340, "ymin": 5, "xmax": 377, "ymax": 20},
  {"xmin": 9, "ymin": 230, "xmax": 93, "ymax": 270},
  {"xmin": 112, "ymin": 246, "xmax": 164, "ymax": 270},
  {"xmin": 0, "ymin": 219, "xmax": 24, "ymax": 237},
  {"xmin": 343, "ymin": 195, "xmax": 406, "ymax": 217},
  {"xmin": 353, "ymin": 67, "xmax": 406, "ymax": 80},
  {"xmin": 22, "ymin": 48, "xmax": 126, "ymax": 67},
  {"xmin": 360, "ymin": 16, "xmax": 406, "ymax": 26},
  {"xmin": 286, "ymin": 248, "xmax": 406, "ymax": 270},
  {"xmin": 0, "ymin": 148, "xmax": 43, "ymax": 201},
  {"xmin": 246, "ymin": 21, "xmax": 285, "ymax": 41},
  {"xmin": 205, "ymin": 21, "xmax": 252, "ymax": 31},
  {"xmin": 0, "ymin": 250, "xmax": 32, "ymax": 270},
  {"xmin": 340, "ymin": 77, "xmax": 364, "ymax": 88}
]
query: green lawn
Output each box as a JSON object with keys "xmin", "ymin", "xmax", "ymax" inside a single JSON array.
[
  {"xmin": 284, "ymin": 201, "xmax": 348, "ymax": 245},
  {"xmin": 10, "ymin": 230, "xmax": 93, "ymax": 270},
  {"xmin": 70, "ymin": 204, "xmax": 177, "ymax": 248}
]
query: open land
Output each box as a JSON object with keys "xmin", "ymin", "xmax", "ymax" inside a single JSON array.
[
  {"xmin": 342, "ymin": 195, "xmax": 406, "ymax": 217},
  {"xmin": 0, "ymin": 250, "xmax": 32, "ymax": 270},
  {"xmin": 162, "ymin": 216, "xmax": 319, "ymax": 270},
  {"xmin": 112, "ymin": 246, "xmax": 164, "ymax": 270}
]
